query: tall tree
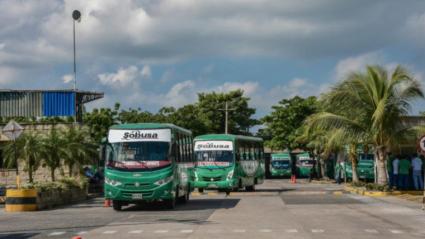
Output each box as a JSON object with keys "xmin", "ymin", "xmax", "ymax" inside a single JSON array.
[
  {"xmin": 262, "ymin": 96, "xmax": 318, "ymax": 150},
  {"xmin": 2, "ymin": 132, "xmax": 44, "ymax": 183},
  {"xmin": 197, "ymin": 90, "xmax": 258, "ymax": 135},
  {"xmin": 41, "ymin": 128, "xmax": 67, "ymax": 181},
  {"xmin": 306, "ymin": 65, "xmax": 423, "ymax": 185},
  {"xmin": 83, "ymin": 103, "xmax": 121, "ymax": 143}
]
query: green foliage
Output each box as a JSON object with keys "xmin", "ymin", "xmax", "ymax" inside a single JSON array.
[
  {"xmin": 2, "ymin": 132, "xmax": 44, "ymax": 183},
  {"xmin": 262, "ymin": 96, "xmax": 318, "ymax": 150},
  {"xmin": 21, "ymin": 177, "xmax": 88, "ymax": 192},
  {"xmin": 84, "ymin": 90, "xmax": 258, "ymax": 138},
  {"xmin": 41, "ymin": 128, "xmax": 67, "ymax": 181},
  {"xmin": 351, "ymin": 181, "xmax": 391, "ymax": 192}
]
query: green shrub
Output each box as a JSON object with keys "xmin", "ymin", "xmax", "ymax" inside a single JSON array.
[
  {"xmin": 21, "ymin": 177, "xmax": 88, "ymax": 192},
  {"xmin": 350, "ymin": 182, "xmax": 391, "ymax": 192}
]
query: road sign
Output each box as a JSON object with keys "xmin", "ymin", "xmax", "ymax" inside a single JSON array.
[
  {"xmin": 2, "ymin": 120, "xmax": 24, "ymax": 140},
  {"xmin": 419, "ymin": 135, "xmax": 425, "ymax": 154}
]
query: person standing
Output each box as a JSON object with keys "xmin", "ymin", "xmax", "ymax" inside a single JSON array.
[
  {"xmin": 398, "ymin": 156, "xmax": 411, "ymax": 190},
  {"xmin": 411, "ymin": 153, "xmax": 424, "ymax": 190},
  {"xmin": 392, "ymin": 156, "xmax": 400, "ymax": 189}
]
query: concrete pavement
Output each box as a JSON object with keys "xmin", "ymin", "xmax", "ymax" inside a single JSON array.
[{"xmin": 1, "ymin": 179, "xmax": 424, "ymax": 238}]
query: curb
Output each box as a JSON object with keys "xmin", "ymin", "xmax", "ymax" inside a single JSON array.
[{"xmin": 344, "ymin": 186, "xmax": 423, "ymax": 198}]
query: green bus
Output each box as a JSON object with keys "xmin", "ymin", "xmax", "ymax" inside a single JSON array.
[
  {"xmin": 295, "ymin": 152, "xmax": 315, "ymax": 177},
  {"xmin": 192, "ymin": 134, "xmax": 265, "ymax": 194},
  {"xmin": 103, "ymin": 123, "xmax": 194, "ymax": 210},
  {"xmin": 270, "ymin": 153, "xmax": 292, "ymax": 177},
  {"xmin": 345, "ymin": 153, "xmax": 375, "ymax": 181}
]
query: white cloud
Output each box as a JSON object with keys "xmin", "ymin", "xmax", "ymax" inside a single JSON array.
[
  {"xmin": 163, "ymin": 80, "xmax": 197, "ymax": 107},
  {"xmin": 141, "ymin": 65, "xmax": 152, "ymax": 79},
  {"xmin": 214, "ymin": 82, "xmax": 259, "ymax": 96},
  {"xmin": 334, "ymin": 52, "xmax": 383, "ymax": 80},
  {"xmin": 98, "ymin": 65, "xmax": 140, "ymax": 87},
  {"xmin": 62, "ymin": 74, "xmax": 73, "ymax": 84}
]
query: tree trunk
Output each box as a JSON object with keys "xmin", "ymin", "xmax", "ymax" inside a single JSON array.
[
  {"xmin": 68, "ymin": 163, "xmax": 73, "ymax": 177},
  {"xmin": 51, "ymin": 168, "xmax": 56, "ymax": 181},
  {"xmin": 349, "ymin": 144, "xmax": 359, "ymax": 183},
  {"xmin": 28, "ymin": 164, "xmax": 33, "ymax": 183},
  {"xmin": 376, "ymin": 146, "xmax": 388, "ymax": 185}
]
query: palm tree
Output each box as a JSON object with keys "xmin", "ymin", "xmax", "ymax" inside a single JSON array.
[
  {"xmin": 63, "ymin": 126, "xmax": 98, "ymax": 177},
  {"xmin": 2, "ymin": 132, "xmax": 44, "ymax": 183},
  {"xmin": 307, "ymin": 65, "xmax": 423, "ymax": 185},
  {"xmin": 41, "ymin": 128, "xmax": 67, "ymax": 181}
]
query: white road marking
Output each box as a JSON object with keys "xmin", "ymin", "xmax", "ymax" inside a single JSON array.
[
  {"xmin": 286, "ymin": 229, "xmax": 298, "ymax": 233},
  {"xmin": 233, "ymin": 229, "xmax": 246, "ymax": 233},
  {"xmin": 390, "ymin": 229, "xmax": 403, "ymax": 234},
  {"xmin": 259, "ymin": 229, "xmax": 272, "ymax": 233},
  {"xmin": 129, "ymin": 230, "xmax": 143, "ymax": 234},
  {"xmin": 180, "ymin": 229, "xmax": 193, "ymax": 233},
  {"xmin": 365, "ymin": 229, "xmax": 379, "ymax": 233},
  {"xmin": 207, "ymin": 229, "xmax": 222, "ymax": 233},
  {"xmin": 76, "ymin": 231, "xmax": 88, "ymax": 235},
  {"xmin": 312, "ymin": 229, "xmax": 325, "ymax": 233},
  {"xmin": 103, "ymin": 231, "xmax": 117, "ymax": 234},
  {"xmin": 48, "ymin": 232, "xmax": 66, "ymax": 236},
  {"xmin": 154, "ymin": 230, "xmax": 169, "ymax": 233}
]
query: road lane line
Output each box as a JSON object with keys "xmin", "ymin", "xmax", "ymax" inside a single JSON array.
[
  {"xmin": 390, "ymin": 229, "xmax": 403, "ymax": 234},
  {"xmin": 180, "ymin": 229, "xmax": 194, "ymax": 233},
  {"xmin": 103, "ymin": 231, "xmax": 117, "ymax": 234},
  {"xmin": 233, "ymin": 229, "xmax": 246, "ymax": 233},
  {"xmin": 154, "ymin": 230, "xmax": 169, "ymax": 233},
  {"xmin": 48, "ymin": 232, "xmax": 66, "ymax": 236},
  {"xmin": 129, "ymin": 230, "xmax": 143, "ymax": 234},
  {"xmin": 76, "ymin": 231, "xmax": 88, "ymax": 235},
  {"xmin": 286, "ymin": 229, "xmax": 298, "ymax": 233},
  {"xmin": 365, "ymin": 229, "xmax": 379, "ymax": 233},
  {"xmin": 259, "ymin": 229, "xmax": 272, "ymax": 233},
  {"xmin": 312, "ymin": 229, "xmax": 325, "ymax": 233}
]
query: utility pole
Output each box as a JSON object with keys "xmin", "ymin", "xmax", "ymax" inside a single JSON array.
[
  {"xmin": 219, "ymin": 101, "xmax": 236, "ymax": 134},
  {"xmin": 72, "ymin": 10, "xmax": 81, "ymax": 91}
]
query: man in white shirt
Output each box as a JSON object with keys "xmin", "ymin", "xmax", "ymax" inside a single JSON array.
[
  {"xmin": 392, "ymin": 156, "xmax": 400, "ymax": 189},
  {"xmin": 411, "ymin": 153, "xmax": 423, "ymax": 190}
]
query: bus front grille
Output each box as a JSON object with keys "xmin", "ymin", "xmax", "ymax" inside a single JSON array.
[
  {"xmin": 202, "ymin": 176, "xmax": 222, "ymax": 182},
  {"xmin": 121, "ymin": 190, "xmax": 154, "ymax": 198}
]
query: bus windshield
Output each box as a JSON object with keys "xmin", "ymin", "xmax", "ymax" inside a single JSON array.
[
  {"xmin": 195, "ymin": 151, "xmax": 233, "ymax": 167},
  {"xmin": 298, "ymin": 159, "xmax": 315, "ymax": 166},
  {"xmin": 107, "ymin": 142, "xmax": 171, "ymax": 170},
  {"xmin": 271, "ymin": 160, "xmax": 290, "ymax": 169}
]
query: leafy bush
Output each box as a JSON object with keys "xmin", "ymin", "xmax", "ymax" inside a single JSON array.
[
  {"xmin": 350, "ymin": 182, "xmax": 391, "ymax": 192},
  {"xmin": 21, "ymin": 177, "xmax": 87, "ymax": 192}
]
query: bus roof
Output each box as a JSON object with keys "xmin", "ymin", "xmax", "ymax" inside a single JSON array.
[
  {"xmin": 109, "ymin": 123, "xmax": 192, "ymax": 135},
  {"xmin": 194, "ymin": 134, "xmax": 263, "ymax": 143},
  {"xmin": 272, "ymin": 153, "xmax": 290, "ymax": 158}
]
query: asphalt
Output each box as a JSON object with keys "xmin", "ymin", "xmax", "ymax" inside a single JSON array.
[{"xmin": 1, "ymin": 179, "xmax": 424, "ymax": 239}]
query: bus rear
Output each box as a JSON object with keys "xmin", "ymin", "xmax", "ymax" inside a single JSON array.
[
  {"xmin": 192, "ymin": 139, "xmax": 236, "ymax": 193},
  {"xmin": 104, "ymin": 126, "xmax": 180, "ymax": 210}
]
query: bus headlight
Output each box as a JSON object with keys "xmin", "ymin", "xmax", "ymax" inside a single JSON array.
[
  {"xmin": 154, "ymin": 176, "xmax": 173, "ymax": 186},
  {"xmin": 227, "ymin": 170, "xmax": 234, "ymax": 180},
  {"xmin": 105, "ymin": 177, "xmax": 122, "ymax": 187}
]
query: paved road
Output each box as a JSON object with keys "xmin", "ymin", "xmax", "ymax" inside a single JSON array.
[{"xmin": 1, "ymin": 179, "xmax": 425, "ymax": 239}]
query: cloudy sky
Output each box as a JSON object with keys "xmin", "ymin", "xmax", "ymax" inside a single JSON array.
[{"xmin": 1, "ymin": 0, "xmax": 425, "ymax": 117}]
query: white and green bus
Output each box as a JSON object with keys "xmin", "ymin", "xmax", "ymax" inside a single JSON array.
[
  {"xmin": 192, "ymin": 134, "xmax": 265, "ymax": 194},
  {"xmin": 102, "ymin": 123, "xmax": 194, "ymax": 210}
]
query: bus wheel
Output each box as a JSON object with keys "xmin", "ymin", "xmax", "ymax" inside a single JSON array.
[
  {"xmin": 178, "ymin": 189, "xmax": 189, "ymax": 204},
  {"xmin": 198, "ymin": 188, "xmax": 204, "ymax": 193},
  {"xmin": 225, "ymin": 190, "xmax": 231, "ymax": 196},
  {"xmin": 112, "ymin": 200, "xmax": 122, "ymax": 211},
  {"xmin": 245, "ymin": 185, "xmax": 255, "ymax": 192}
]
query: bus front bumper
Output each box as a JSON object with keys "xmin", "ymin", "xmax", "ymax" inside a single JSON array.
[
  {"xmin": 104, "ymin": 182, "xmax": 174, "ymax": 202},
  {"xmin": 270, "ymin": 169, "xmax": 291, "ymax": 177},
  {"xmin": 192, "ymin": 179, "xmax": 236, "ymax": 190}
]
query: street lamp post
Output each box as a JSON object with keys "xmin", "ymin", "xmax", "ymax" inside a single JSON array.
[{"xmin": 72, "ymin": 10, "xmax": 81, "ymax": 91}]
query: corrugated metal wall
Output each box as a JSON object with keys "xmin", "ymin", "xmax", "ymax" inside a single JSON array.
[
  {"xmin": 0, "ymin": 92, "xmax": 42, "ymax": 117},
  {"xmin": 42, "ymin": 92, "xmax": 75, "ymax": 116}
]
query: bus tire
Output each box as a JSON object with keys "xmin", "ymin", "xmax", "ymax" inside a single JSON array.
[
  {"xmin": 178, "ymin": 189, "xmax": 189, "ymax": 204},
  {"xmin": 198, "ymin": 188, "xmax": 204, "ymax": 193},
  {"xmin": 245, "ymin": 185, "xmax": 255, "ymax": 192},
  {"xmin": 112, "ymin": 200, "xmax": 122, "ymax": 211},
  {"xmin": 225, "ymin": 190, "xmax": 231, "ymax": 196}
]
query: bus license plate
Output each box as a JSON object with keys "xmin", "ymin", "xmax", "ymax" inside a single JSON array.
[
  {"xmin": 132, "ymin": 193, "xmax": 143, "ymax": 199},
  {"xmin": 209, "ymin": 184, "xmax": 217, "ymax": 188}
]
